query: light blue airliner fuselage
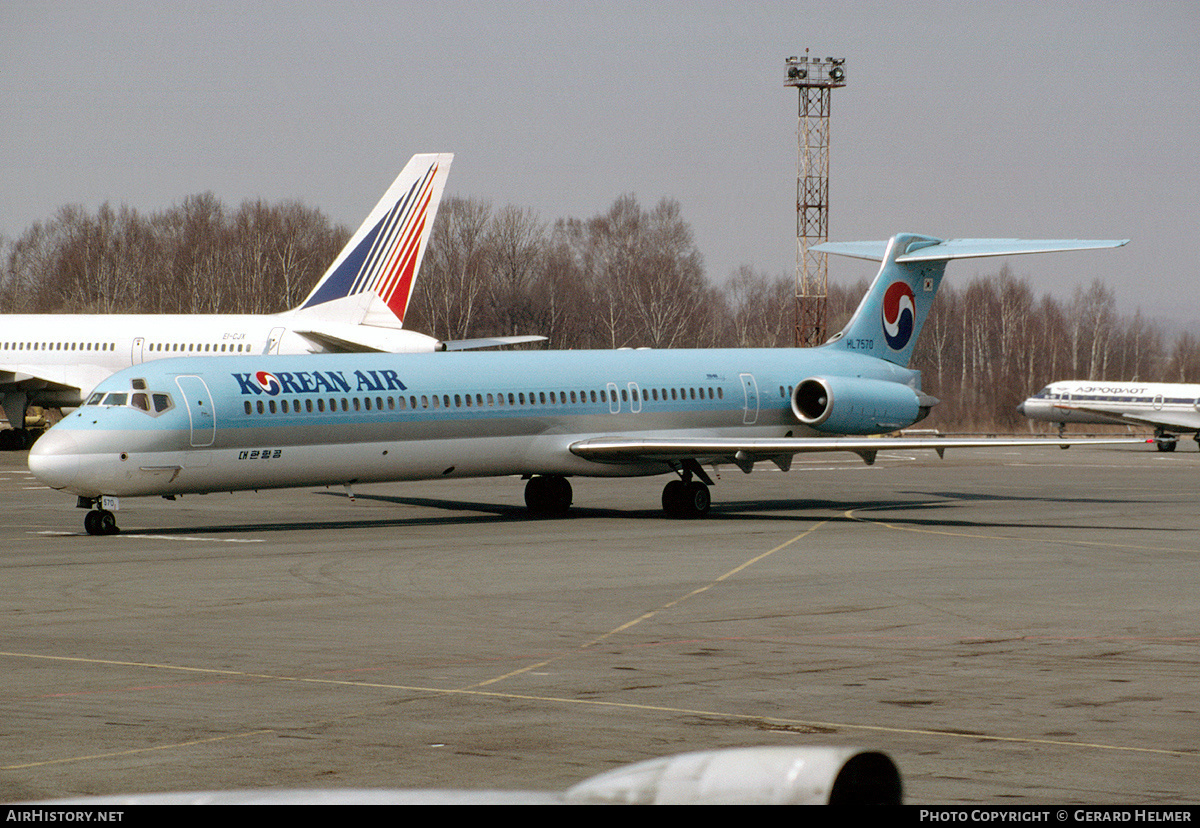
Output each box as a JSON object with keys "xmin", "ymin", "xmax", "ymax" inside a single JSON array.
[{"xmin": 32, "ymin": 346, "xmax": 919, "ymax": 499}]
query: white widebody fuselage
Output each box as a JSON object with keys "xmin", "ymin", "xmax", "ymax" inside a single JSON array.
[{"xmin": 0, "ymin": 313, "xmax": 441, "ymax": 411}]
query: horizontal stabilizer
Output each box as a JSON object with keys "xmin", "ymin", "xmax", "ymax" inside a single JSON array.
[
  {"xmin": 442, "ymin": 335, "xmax": 548, "ymax": 351},
  {"xmin": 814, "ymin": 237, "xmax": 1129, "ymax": 263},
  {"xmin": 292, "ymin": 330, "xmax": 387, "ymax": 353},
  {"xmin": 293, "ymin": 328, "xmax": 547, "ymax": 353}
]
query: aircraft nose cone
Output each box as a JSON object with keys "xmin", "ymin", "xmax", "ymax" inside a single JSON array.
[
  {"xmin": 1015, "ymin": 402, "xmax": 1026, "ymax": 416},
  {"xmin": 28, "ymin": 429, "xmax": 81, "ymax": 490}
]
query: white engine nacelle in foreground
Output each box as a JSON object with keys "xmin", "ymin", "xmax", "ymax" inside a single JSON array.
[{"xmin": 565, "ymin": 746, "xmax": 902, "ymax": 805}]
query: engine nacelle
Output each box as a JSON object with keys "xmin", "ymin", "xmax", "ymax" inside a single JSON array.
[
  {"xmin": 565, "ymin": 746, "xmax": 902, "ymax": 805},
  {"xmin": 791, "ymin": 376, "xmax": 924, "ymax": 434}
]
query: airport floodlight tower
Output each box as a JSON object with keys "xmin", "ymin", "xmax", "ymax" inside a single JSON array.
[{"xmin": 785, "ymin": 53, "xmax": 846, "ymax": 347}]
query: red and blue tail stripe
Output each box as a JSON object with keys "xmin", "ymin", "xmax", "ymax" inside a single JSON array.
[{"xmin": 300, "ymin": 156, "xmax": 445, "ymax": 323}]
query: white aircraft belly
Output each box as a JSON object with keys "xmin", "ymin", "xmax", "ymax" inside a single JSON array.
[{"xmin": 110, "ymin": 435, "xmax": 666, "ymax": 497}]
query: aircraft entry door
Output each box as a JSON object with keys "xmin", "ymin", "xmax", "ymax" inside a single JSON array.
[
  {"xmin": 740, "ymin": 373, "xmax": 759, "ymax": 424},
  {"xmin": 175, "ymin": 375, "xmax": 216, "ymax": 447}
]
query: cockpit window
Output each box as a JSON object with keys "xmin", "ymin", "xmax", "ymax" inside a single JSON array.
[{"xmin": 93, "ymin": 390, "xmax": 175, "ymax": 416}]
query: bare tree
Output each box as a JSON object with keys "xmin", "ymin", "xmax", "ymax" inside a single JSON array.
[
  {"xmin": 722, "ymin": 266, "xmax": 792, "ymax": 348},
  {"xmin": 486, "ymin": 205, "xmax": 546, "ymax": 338},
  {"xmin": 410, "ymin": 196, "xmax": 493, "ymax": 340}
]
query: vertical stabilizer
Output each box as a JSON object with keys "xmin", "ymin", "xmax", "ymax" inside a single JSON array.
[
  {"xmin": 818, "ymin": 234, "xmax": 946, "ymax": 367},
  {"xmin": 291, "ymin": 153, "xmax": 453, "ymax": 327}
]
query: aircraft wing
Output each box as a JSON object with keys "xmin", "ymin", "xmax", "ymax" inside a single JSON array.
[
  {"xmin": 570, "ymin": 434, "xmax": 1151, "ymax": 470},
  {"xmin": 1, "ymin": 365, "xmax": 105, "ymax": 396},
  {"xmin": 1, "ymin": 369, "xmax": 46, "ymax": 387},
  {"xmin": 1052, "ymin": 403, "xmax": 1199, "ymax": 432}
]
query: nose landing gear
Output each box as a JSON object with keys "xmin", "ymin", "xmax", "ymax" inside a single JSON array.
[
  {"xmin": 78, "ymin": 497, "xmax": 120, "ymax": 535},
  {"xmin": 83, "ymin": 508, "xmax": 119, "ymax": 536}
]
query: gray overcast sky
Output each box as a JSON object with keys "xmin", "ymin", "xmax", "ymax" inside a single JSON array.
[{"xmin": 3, "ymin": 1, "xmax": 1197, "ymax": 323}]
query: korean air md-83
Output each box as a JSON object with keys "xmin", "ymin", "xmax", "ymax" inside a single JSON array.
[{"xmin": 28, "ymin": 233, "xmax": 1143, "ymax": 534}]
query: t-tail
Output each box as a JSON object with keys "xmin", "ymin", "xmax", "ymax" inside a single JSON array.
[
  {"xmin": 814, "ymin": 234, "xmax": 1130, "ymax": 367},
  {"xmin": 289, "ymin": 152, "xmax": 453, "ymax": 328}
]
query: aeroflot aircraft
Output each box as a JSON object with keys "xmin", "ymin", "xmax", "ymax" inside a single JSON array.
[
  {"xmin": 0, "ymin": 153, "xmax": 541, "ymax": 448},
  {"xmin": 29, "ymin": 233, "xmax": 1142, "ymax": 535},
  {"xmin": 1019, "ymin": 380, "xmax": 1200, "ymax": 451}
]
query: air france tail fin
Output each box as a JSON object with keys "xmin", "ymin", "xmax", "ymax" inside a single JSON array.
[
  {"xmin": 291, "ymin": 153, "xmax": 452, "ymax": 327},
  {"xmin": 815, "ymin": 234, "xmax": 1129, "ymax": 367}
]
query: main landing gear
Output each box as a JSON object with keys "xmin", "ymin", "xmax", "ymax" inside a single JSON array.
[
  {"xmin": 1156, "ymin": 431, "xmax": 1200, "ymax": 451},
  {"xmin": 662, "ymin": 478, "xmax": 711, "ymax": 518},
  {"xmin": 524, "ymin": 475, "xmax": 573, "ymax": 516},
  {"xmin": 523, "ymin": 469, "xmax": 715, "ymax": 518},
  {"xmin": 661, "ymin": 461, "xmax": 712, "ymax": 519},
  {"xmin": 1155, "ymin": 428, "xmax": 1178, "ymax": 452}
]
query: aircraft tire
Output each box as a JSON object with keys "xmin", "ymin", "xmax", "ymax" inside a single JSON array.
[
  {"xmin": 1157, "ymin": 439, "xmax": 1177, "ymax": 452},
  {"xmin": 99, "ymin": 510, "xmax": 120, "ymax": 535},
  {"xmin": 85, "ymin": 509, "xmax": 119, "ymax": 536},
  {"xmin": 662, "ymin": 480, "xmax": 686, "ymax": 516},
  {"xmin": 664, "ymin": 480, "xmax": 710, "ymax": 518},
  {"xmin": 683, "ymin": 481, "xmax": 711, "ymax": 518},
  {"xmin": 525, "ymin": 475, "xmax": 572, "ymax": 516}
]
